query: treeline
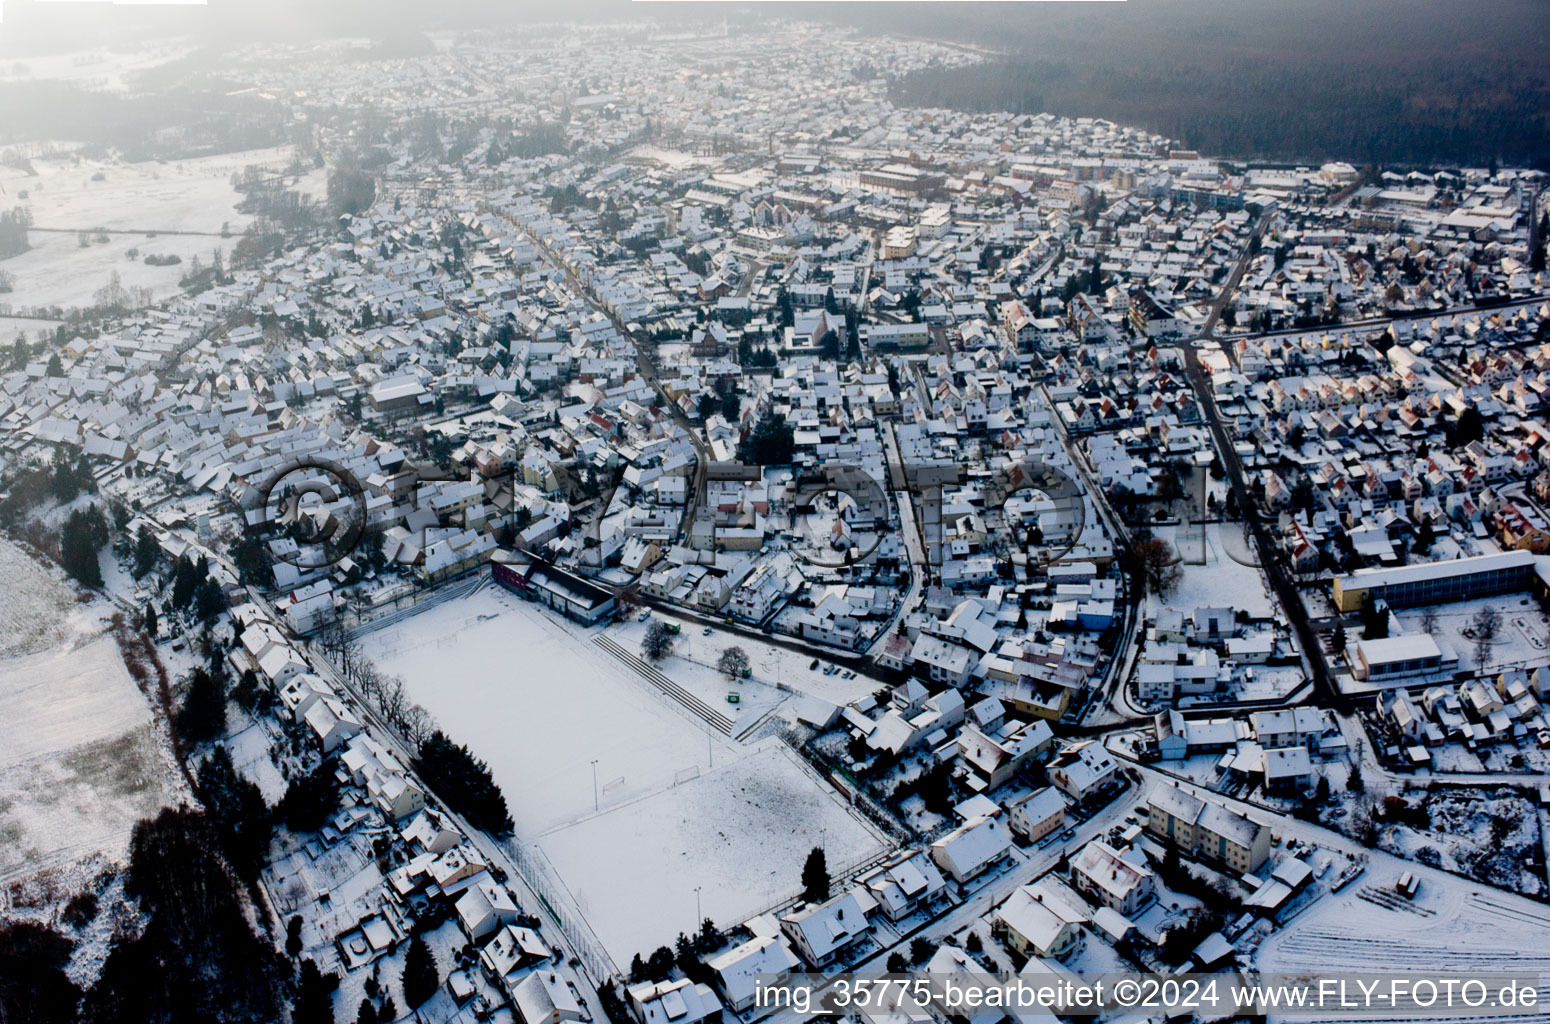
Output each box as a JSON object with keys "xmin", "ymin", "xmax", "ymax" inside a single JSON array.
[
  {"xmin": 868, "ymin": 0, "xmax": 1550, "ymax": 169},
  {"xmin": 889, "ymin": 57, "xmax": 1550, "ymax": 170},
  {"xmin": 0, "ymin": 206, "xmax": 29, "ymax": 259},
  {"xmin": 0, "ymin": 808, "xmax": 289, "ymax": 1024},
  {"xmin": 414, "ymin": 730, "xmax": 514, "ymax": 834},
  {"xmin": 0, "ymin": 79, "xmax": 288, "ymax": 161}
]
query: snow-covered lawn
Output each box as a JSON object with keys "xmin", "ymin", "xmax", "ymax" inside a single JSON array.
[
  {"xmin": 224, "ymin": 716, "xmax": 290, "ymax": 805},
  {"xmin": 1148, "ymin": 522, "xmax": 1275, "ymax": 619},
  {"xmin": 1394, "ymin": 594, "xmax": 1550, "ymax": 675},
  {"xmin": 0, "ymin": 635, "xmax": 172, "ymax": 883},
  {"xmin": 612, "ymin": 612, "xmax": 879, "ymax": 708},
  {"xmin": 536, "ymin": 739, "xmax": 889, "ymax": 965}
]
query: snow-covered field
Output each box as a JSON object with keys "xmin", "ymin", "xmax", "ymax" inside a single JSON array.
[
  {"xmin": 361, "ymin": 586, "xmax": 741, "ymax": 836},
  {"xmin": 0, "ymin": 147, "xmax": 293, "ymax": 311},
  {"xmin": 537, "ymin": 739, "xmax": 888, "ymax": 964},
  {"xmin": 0, "ymin": 537, "xmax": 103, "ymax": 658},
  {"xmin": 0, "ymin": 634, "xmax": 172, "ymax": 884},
  {"xmin": 0, "ymin": 43, "xmax": 196, "ymax": 92},
  {"xmin": 361, "ymin": 586, "xmax": 891, "ymax": 965},
  {"xmin": 0, "ymin": 317, "xmax": 65, "ymax": 348},
  {"xmin": 0, "ymin": 539, "xmax": 175, "ymax": 883},
  {"xmin": 1256, "ymin": 868, "xmax": 1550, "ymax": 980}
]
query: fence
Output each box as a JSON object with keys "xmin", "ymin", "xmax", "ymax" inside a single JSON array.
[
  {"xmin": 340, "ymin": 567, "xmax": 488, "ymax": 638},
  {"xmin": 504, "ymin": 839, "xmax": 622, "ymax": 984},
  {"xmin": 773, "ymin": 722, "xmax": 913, "ymax": 846}
]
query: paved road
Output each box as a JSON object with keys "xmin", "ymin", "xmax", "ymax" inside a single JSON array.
[
  {"xmin": 878, "ymin": 420, "xmax": 929, "ymax": 642},
  {"xmin": 1179, "ymin": 214, "xmax": 1348, "ymax": 713},
  {"xmin": 511, "ymin": 216, "xmax": 711, "ymax": 545}
]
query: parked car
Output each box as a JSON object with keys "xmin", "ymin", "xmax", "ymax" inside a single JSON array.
[
  {"xmin": 809, "ymin": 659, "xmax": 820, "ymax": 671},
  {"xmin": 702, "ymin": 627, "xmax": 713, "ymax": 636}
]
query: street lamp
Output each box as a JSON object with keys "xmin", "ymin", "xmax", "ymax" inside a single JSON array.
[
  {"xmin": 694, "ymin": 885, "xmax": 703, "ymax": 928},
  {"xmin": 590, "ymin": 759, "xmax": 600, "ymax": 813}
]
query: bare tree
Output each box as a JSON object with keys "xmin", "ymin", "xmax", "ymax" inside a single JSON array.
[
  {"xmin": 1472, "ymin": 605, "xmax": 1500, "ymax": 670},
  {"xmin": 356, "ymin": 660, "xmax": 384, "ymax": 705},
  {"xmin": 400, "ymin": 703, "xmax": 438, "ymax": 750},
  {"xmin": 717, "ymin": 646, "xmax": 750, "ymax": 680},
  {"xmin": 641, "ymin": 620, "xmax": 675, "ymax": 662},
  {"xmin": 378, "ymin": 673, "xmax": 409, "ymax": 729},
  {"xmin": 1419, "ymin": 606, "xmax": 1439, "ymax": 637},
  {"xmin": 1134, "ymin": 536, "xmax": 1182, "ymax": 598}
]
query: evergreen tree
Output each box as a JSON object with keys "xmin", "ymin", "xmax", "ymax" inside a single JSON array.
[
  {"xmin": 194, "ymin": 745, "xmax": 269, "ymax": 881},
  {"xmin": 60, "ymin": 508, "xmax": 104, "ymax": 587},
  {"xmin": 355, "ymin": 998, "xmax": 377, "ymax": 1024},
  {"xmin": 801, "ymin": 846, "xmax": 829, "ymax": 903},
  {"xmin": 144, "ymin": 603, "xmax": 158, "ymax": 637},
  {"xmin": 80, "ymin": 808, "xmax": 283, "ymax": 1023},
  {"xmin": 195, "ymin": 576, "xmax": 227, "ymax": 622},
  {"xmin": 401, "ymin": 934, "xmax": 439, "ymax": 1008},
  {"xmin": 736, "ymin": 412, "xmax": 795, "ymax": 465},
  {"xmin": 278, "ymin": 760, "xmax": 341, "ymax": 833},
  {"xmin": 413, "ymin": 731, "xmax": 513, "ymax": 834},
  {"xmin": 0, "ymin": 922, "xmax": 80, "ymax": 1024},
  {"xmin": 132, "ymin": 525, "xmax": 159, "ymax": 578},
  {"xmin": 177, "ymin": 669, "xmax": 227, "ymax": 746},
  {"xmin": 286, "ymin": 916, "xmax": 304, "ymax": 959},
  {"xmin": 171, "ymin": 556, "xmax": 203, "ymax": 609},
  {"xmin": 293, "ymin": 959, "xmax": 336, "ymax": 1024}
]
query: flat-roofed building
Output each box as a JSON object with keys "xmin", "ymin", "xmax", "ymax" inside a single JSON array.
[
  {"xmin": 1332, "ymin": 550, "xmax": 1550, "ymax": 613},
  {"xmin": 1350, "ymin": 634, "xmax": 1457, "ymax": 683}
]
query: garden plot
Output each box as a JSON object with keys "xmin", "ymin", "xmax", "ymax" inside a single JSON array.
[
  {"xmin": 1375, "ymin": 789, "xmax": 1543, "ymax": 897},
  {"xmin": 535, "ymin": 739, "xmax": 889, "ymax": 965},
  {"xmin": 359, "ymin": 586, "xmax": 743, "ymax": 836},
  {"xmin": 610, "ymin": 614, "xmax": 877, "ymax": 712},
  {"xmin": 0, "ymin": 634, "xmax": 173, "ymax": 883},
  {"xmin": 1256, "ymin": 866, "xmax": 1550, "ymax": 981}
]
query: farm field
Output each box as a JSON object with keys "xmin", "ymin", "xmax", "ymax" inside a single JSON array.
[
  {"xmin": 0, "ymin": 632, "xmax": 173, "ymax": 884},
  {"xmin": 0, "ymin": 146, "xmax": 298, "ymax": 311}
]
